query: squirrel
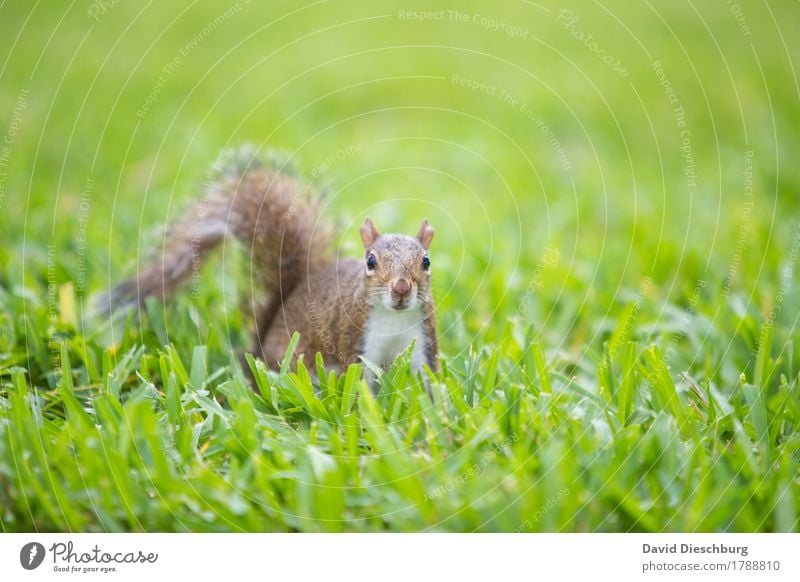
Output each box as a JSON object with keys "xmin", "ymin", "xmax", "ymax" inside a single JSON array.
[{"xmin": 99, "ymin": 147, "xmax": 439, "ymax": 388}]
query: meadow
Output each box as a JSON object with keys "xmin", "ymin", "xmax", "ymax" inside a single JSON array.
[{"xmin": 0, "ymin": 0, "xmax": 798, "ymax": 532}]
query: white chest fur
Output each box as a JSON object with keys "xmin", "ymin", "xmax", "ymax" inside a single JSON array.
[{"xmin": 361, "ymin": 305, "xmax": 426, "ymax": 371}]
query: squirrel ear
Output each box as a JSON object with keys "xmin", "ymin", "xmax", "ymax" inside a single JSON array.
[
  {"xmin": 416, "ymin": 218, "xmax": 434, "ymax": 249},
  {"xmin": 360, "ymin": 217, "xmax": 380, "ymax": 247}
]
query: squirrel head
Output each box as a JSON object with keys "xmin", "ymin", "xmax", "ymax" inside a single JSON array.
[{"xmin": 360, "ymin": 217, "xmax": 434, "ymax": 312}]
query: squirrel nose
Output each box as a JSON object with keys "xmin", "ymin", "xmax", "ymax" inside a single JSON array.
[{"xmin": 391, "ymin": 278, "xmax": 411, "ymax": 298}]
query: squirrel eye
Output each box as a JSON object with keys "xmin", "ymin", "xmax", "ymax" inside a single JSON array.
[
  {"xmin": 366, "ymin": 254, "xmax": 377, "ymax": 270},
  {"xmin": 422, "ymin": 255, "xmax": 431, "ymax": 270}
]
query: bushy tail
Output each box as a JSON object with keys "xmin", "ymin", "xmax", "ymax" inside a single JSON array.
[{"xmin": 96, "ymin": 146, "xmax": 332, "ymax": 316}]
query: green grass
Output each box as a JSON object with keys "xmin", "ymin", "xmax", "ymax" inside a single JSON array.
[{"xmin": 1, "ymin": 0, "xmax": 799, "ymax": 532}]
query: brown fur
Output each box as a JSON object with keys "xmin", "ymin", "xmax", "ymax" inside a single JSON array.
[{"xmin": 101, "ymin": 155, "xmax": 439, "ymax": 378}]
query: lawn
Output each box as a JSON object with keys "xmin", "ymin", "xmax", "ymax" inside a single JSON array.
[{"xmin": 0, "ymin": 0, "xmax": 799, "ymax": 532}]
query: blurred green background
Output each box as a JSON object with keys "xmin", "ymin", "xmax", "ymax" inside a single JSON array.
[
  {"xmin": 2, "ymin": 1, "xmax": 797, "ymax": 323},
  {"xmin": 1, "ymin": 0, "xmax": 799, "ymax": 532}
]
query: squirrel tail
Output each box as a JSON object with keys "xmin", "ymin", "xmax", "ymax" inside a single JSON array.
[{"xmin": 96, "ymin": 145, "xmax": 332, "ymax": 316}]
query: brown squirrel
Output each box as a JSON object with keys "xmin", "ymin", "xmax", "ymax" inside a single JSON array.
[{"xmin": 100, "ymin": 148, "xmax": 439, "ymax": 386}]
